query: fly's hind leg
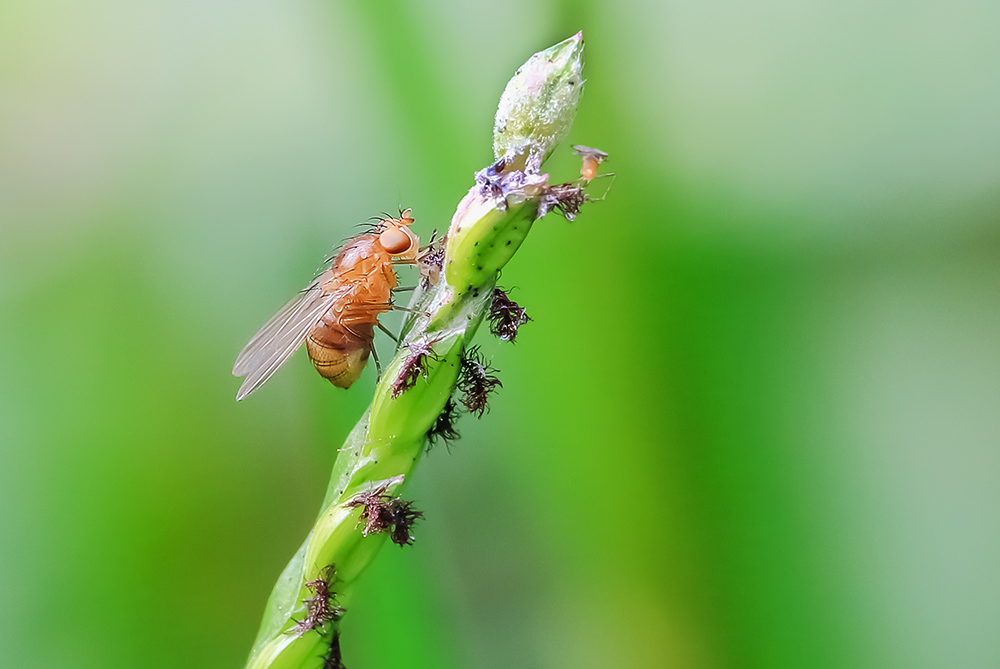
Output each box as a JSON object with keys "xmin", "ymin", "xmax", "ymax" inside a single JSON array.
[
  {"xmin": 369, "ymin": 340, "xmax": 382, "ymax": 379},
  {"xmin": 339, "ymin": 320, "xmax": 382, "ymax": 380},
  {"xmin": 336, "ymin": 315, "xmax": 382, "ymax": 380}
]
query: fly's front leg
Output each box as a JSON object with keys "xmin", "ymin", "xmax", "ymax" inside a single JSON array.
[{"xmin": 392, "ymin": 305, "xmax": 429, "ymax": 316}]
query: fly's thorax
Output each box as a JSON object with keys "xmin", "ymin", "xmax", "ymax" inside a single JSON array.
[
  {"xmin": 329, "ymin": 236, "xmax": 384, "ymax": 274},
  {"xmin": 321, "ymin": 243, "xmax": 389, "ymax": 295},
  {"xmin": 324, "ymin": 262, "xmax": 396, "ymax": 315}
]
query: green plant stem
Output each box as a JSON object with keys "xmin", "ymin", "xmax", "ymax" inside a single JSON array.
[{"xmin": 244, "ymin": 33, "xmax": 585, "ymax": 669}]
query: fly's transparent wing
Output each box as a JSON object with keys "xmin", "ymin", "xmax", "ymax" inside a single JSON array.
[{"xmin": 233, "ymin": 281, "xmax": 335, "ymax": 400}]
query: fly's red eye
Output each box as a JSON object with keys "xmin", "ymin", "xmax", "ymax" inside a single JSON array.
[{"xmin": 380, "ymin": 227, "xmax": 412, "ymax": 254}]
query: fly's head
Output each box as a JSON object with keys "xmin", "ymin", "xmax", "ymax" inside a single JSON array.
[{"xmin": 378, "ymin": 208, "xmax": 420, "ymax": 263}]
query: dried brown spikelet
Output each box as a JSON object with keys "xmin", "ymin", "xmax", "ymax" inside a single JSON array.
[
  {"xmin": 346, "ymin": 483, "xmax": 424, "ymax": 547},
  {"xmin": 488, "ymin": 288, "xmax": 531, "ymax": 342},
  {"xmin": 537, "ymin": 182, "xmax": 587, "ymax": 221},
  {"xmin": 458, "ymin": 347, "xmax": 503, "ymax": 417},
  {"xmin": 418, "ymin": 241, "xmax": 446, "ymax": 289},
  {"xmin": 292, "ymin": 565, "xmax": 345, "ymax": 636},
  {"xmin": 386, "ymin": 498, "xmax": 423, "ymax": 546},
  {"xmin": 427, "ymin": 397, "xmax": 461, "ymax": 448},
  {"xmin": 322, "ymin": 632, "xmax": 347, "ymax": 669},
  {"xmin": 391, "ymin": 340, "xmax": 435, "ymax": 398}
]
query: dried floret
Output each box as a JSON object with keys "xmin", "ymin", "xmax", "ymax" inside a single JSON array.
[
  {"xmin": 458, "ymin": 347, "xmax": 503, "ymax": 417},
  {"xmin": 488, "ymin": 288, "xmax": 531, "ymax": 342}
]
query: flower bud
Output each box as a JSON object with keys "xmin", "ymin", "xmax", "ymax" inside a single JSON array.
[{"xmin": 493, "ymin": 31, "xmax": 585, "ymax": 171}]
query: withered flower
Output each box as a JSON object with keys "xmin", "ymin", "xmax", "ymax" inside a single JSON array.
[
  {"xmin": 458, "ymin": 347, "xmax": 503, "ymax": 417},
  {"xmin": 391, "ymin": 340, "xmax": 436, "ymax": 398},
  {"xmin": 293, "ymin": 564, "xmax": 345, "ymax": 635},
  {"xmin": 346, "ymin": 482, "xmax": 424, "ymax": 547},
  {"xmin": 427, "ymin": 397, "xmax": 462, "ymax": 448},
  {"xmin": 488, "ymin": 288, "xmax": 531, "ymax": 342}
]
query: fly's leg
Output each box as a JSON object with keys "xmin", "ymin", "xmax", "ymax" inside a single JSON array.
[
  {"xmin": 584, "ymin": 172, "xmax": 616, "ymax": 201},
  {"xmin": 369, "ymin": 340, "xmax": 382, "ymax": 379},
  {"xmin": 418, "ymin": 229, "xmax": 439, "ymax": 251},
  {"xmin": 335, "ymin": 317, "xmax": 382, "ymax": 379},
  {"xmin": 376, "ymin": 321, "xmax": 399, "ymax": 343},
  {"xmin": 392, "ymin": 305, "xmax": 431, "ymax": 317},
  {"xmin": 339, "ymin": 302, "xmax": 394, "ymax": 323},
  {"xmin": 344, "ymin": 300, "xmax": 429, "ymax": 319},
  {"xmin": 337, "ymin": 303, "xmax": 398, "ymax": 378}
]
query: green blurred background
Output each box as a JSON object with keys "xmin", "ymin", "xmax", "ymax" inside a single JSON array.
[{"xmin": 2, "ymin": 1, "xmax": 998, "ymax": 667}]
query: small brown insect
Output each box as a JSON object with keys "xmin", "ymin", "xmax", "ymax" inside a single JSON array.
[
  {"xmin": 572, "ymin": 144, "xmax": 608, "ymax": 181},
  {"xmin": 233, "ymin": 210, "xmax": 420, "ymax": 400}
]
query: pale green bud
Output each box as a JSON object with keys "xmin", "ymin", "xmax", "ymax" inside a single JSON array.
[{"xmin": 493, "ymin": 31, "xmax": 585, "ymax": 170}]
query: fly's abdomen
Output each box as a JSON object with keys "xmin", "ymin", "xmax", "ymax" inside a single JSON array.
[{"xmin": 306, "ymin": 319, "xmax": 374, "ymax": 389}]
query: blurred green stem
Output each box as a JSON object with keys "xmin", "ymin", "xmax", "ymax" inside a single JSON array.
[{"xmin": 245, "ymin": 33, "xmax": 585, "ymax": 669}]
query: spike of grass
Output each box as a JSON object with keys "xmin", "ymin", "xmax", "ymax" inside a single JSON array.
[{"xmin": 244, "ymin": 33, "xmax": 588, "ymax": 669}]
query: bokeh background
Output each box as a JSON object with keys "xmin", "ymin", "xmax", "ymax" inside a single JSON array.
[{"xmin": 2, "ymin": 1, "xmax": 998, "ymax": 667}]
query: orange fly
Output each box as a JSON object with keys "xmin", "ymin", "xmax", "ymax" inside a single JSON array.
[
  {"xmin": 233, "ymin": 210, "xmax": 420, "ymax": 400},
  {"xmin": 572, "ymin": 144, "xmax": 608, "ymax": 181}
]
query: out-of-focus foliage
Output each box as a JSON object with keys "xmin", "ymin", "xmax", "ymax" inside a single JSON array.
[{"xmin": 1, "ymin": 1, "xmax": 998, "ymax": 668}]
